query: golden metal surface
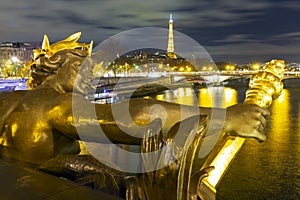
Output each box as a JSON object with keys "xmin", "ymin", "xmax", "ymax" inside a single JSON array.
[
  {"xmin": 0, "ymin": 34, "xmax": 211, "ymax": 199},
  {"xmin": 0, "ymin": 33, "xmax": 280, "ymax": 199}
]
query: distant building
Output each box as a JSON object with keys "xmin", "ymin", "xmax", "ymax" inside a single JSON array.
[
  {"xmin": 286, "ymin": 63, "xmax": 300, "ymax": 72},
  {"xmin": 0, "ymin": 42, "xmax": 40, "ymax": 64},
  {"xmin": 0, "ymin": 42, "xmax": 41, "ymax": 77}
]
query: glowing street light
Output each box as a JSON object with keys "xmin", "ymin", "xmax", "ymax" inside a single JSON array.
[
  {"xmin": 251, "ymin": 63, "xmax": 261, "ymax": 70},
  {"xmin": 225, "ymin": 64, "xmax": 235, "ymax": 70},
  {"xmin": 11, "ymin": 56, "xmax": 20, "ymax": 63}
]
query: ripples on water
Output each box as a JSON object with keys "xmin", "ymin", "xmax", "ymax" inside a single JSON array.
[{"xmin": 154, "ymin": 86, "xmax": 300, "ymax": 199}]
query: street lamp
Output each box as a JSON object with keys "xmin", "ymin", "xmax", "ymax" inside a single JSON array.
[
  {"xmin": 11, "ymin": 56, "xmax": 20, "ymax": 63},
  {"xmin": 251, "ymin": 63, "xmax": 261, "ymax": 71},
  {"xmin": 10, "ymin": 56, "xmax": 21, "ymax": 77}
]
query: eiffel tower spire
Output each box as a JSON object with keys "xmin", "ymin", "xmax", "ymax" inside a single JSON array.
[{"xmin": 167, "ymin": 14, "xmax": 177, "ymax": 59}]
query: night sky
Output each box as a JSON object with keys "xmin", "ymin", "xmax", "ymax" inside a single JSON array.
[{"xmin": 1, "ymin": 0, "xmax": 300, "ymax": 63}]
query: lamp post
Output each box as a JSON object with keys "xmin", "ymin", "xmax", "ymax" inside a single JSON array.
[{"xmin": 10, "ymin": 56, "xmax": 21, "ymax": 78}]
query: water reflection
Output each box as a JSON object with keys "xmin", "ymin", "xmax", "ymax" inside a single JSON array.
[
  {"xmin": 154, "ymin": 87, "xmax": 198, "ymax": 106},
  {"xmin": 197, "ymin": 87, "xmax": 238, "ymax": 108},
  {"xmin": 269, "ymin": 89, "xmax": 290, "ymax": 147},
  {"xmin": 154, "ymin": 87, "xmax": 300, "ymax": 199},
  {"xmin": 161, "ymin": 86, "xmax": 238, "ymax": 108}
]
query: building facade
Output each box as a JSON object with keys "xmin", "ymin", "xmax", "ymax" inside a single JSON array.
[{"xmin": 0, "ymin": 42, "xmax": 40, "ymax": 77}]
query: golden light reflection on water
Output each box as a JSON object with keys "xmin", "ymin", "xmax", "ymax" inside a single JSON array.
[
  {"xmin": 156, "ymin": 87, "xmax": 238, "ymax": 108},
  {"xmin": 198, "ymin": 87, "xmax": 237, "ymax": 108},
  {"xmin": 158, "ymin": 87, "xmax": 196, "ymax": 106},
  {"xmin": 269, "ymin": 89, "xmax": 290, "ymax": 144},
  {"xmin": 174, "ymin": 87, "xmax": 195, "ymax": 105},
  {"xmin": 198, "ymin": 88, "xmax": 212, "ymax": 107}
]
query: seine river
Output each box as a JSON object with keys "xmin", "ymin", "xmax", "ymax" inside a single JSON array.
[{"xmin": 151, "ymin": 86, "xmax": 300, "ymax": 200}]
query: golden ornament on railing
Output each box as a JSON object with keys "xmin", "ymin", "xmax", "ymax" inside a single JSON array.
[
  {"xmin": 198, "ymin": 59, "xmax": 285, "ymax": 200},
  {"xmin": 244, "ymin": 59, "xmax": 285, "ymax": 108}
]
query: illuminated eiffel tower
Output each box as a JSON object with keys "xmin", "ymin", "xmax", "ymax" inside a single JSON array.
[{"xmin": 167, "ymin": 14, "xmax": 177, "ymax": 59}]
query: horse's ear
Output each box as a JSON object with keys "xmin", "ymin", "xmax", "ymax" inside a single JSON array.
[
  {"xmin": 63, "ymin": 32, "xmax": 81, "ymax": 42},
  {"xmin": 88, "ymin": 41, "xmax": 93, "ymax": 56},
  {"xmin": 42, "ymin": 34, "xmax": 50, "ymax": 51}
]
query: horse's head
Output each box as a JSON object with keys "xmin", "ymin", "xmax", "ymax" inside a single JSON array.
[{"xmin": 25, "ymin": 32, "xmax": 94, "ymax": 95}]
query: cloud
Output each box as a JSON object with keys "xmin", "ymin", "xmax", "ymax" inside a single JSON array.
[
  {"xmin": 273, "ymin": 32, "xmax": 300, "ymax": 40},
  {"xmin": 0, "ymin": 0, "xmax": 273, "ymax": 41},
  {"xmin": 206, "ymin": 41, "xmax": 300, "ymax": 57},
  {"xmin": 0, "ymin": 0, "xmax": 299, "ymax": 63},
  {"xmin": 174, "ymin": 0, "xmax": 271, "ymax": 28},
  {"xmin": 204, "ymin": 41, "xmax": 300, "ymax": 63},
  {"xmin": 274, "ymin": 1, "xmax": 300, "ymax": 10},
  {"xmin": 213, "ymin": 34, "xmax": 259, "ymax": 43}
]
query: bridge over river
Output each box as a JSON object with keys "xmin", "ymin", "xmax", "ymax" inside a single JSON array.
[
  {"xmin": 97, "ymin": 70, "xmax": 300, "ymax": 87},
  {"xmin": 0, "ymin": 70, "xmax": 299, "ymax": 94},
  {"xmin": 168, "ymin": 70, "xmax": 300, "ymax": 85}
]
